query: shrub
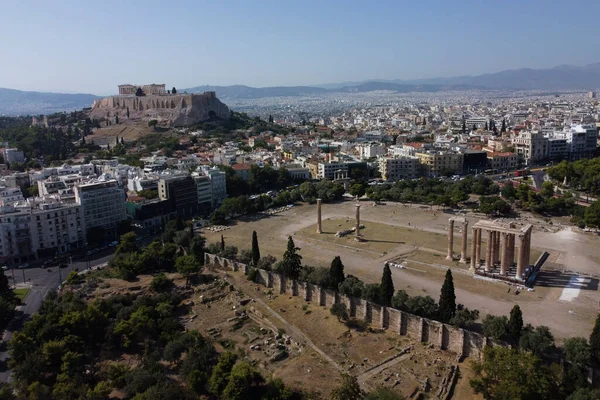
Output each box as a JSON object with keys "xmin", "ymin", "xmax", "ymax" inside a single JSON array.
[
  {"xmin": 150, "ymin": 273, "xmax": 172, "ymax": 292},
  {"xmin": 247, "ymin": 268, "xmax": 258, "ymax": 282}
]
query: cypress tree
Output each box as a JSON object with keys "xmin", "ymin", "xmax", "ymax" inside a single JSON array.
[
  {"xmin": 461, "ymin": 120, "xmax": 466, "ymax": 134},
  {"xmin": 220, "ymin": 234, "xmax": 225, "ymax": 251},
  {"xmin": 590, "ymin": 313, "xmax": 600, "ymax": 363},
  {"xmin": 251, "ymin": 231, "xmax": 260, "ymax": 266},
  {"xmin": 507, "ymin": 304, "xmax": 523, "ymax": 342},
  {"xmin": 281, "ymin": 236, "xmax": 302, "ymax": 279},
  {"xmin": 380, "ymin": 264, "xmax": 394, "ymax": 306},
  {"xmin": 189, "ymin": 223, "xmax": 194, "ymax": 238},
  {"xmin": 438, "ymin": 269, "xmax": 456, "ymax": 323},
  {"xmin": 329, "ymin": 256, "xmax": 345, "ymax": 290},
  {"xmin": 484, "ymin": 121, "xmax": 488, "ymax": 131},
  {"xmin": 501, "ymin": 118, "xmax": 506, "ymax": 133}
]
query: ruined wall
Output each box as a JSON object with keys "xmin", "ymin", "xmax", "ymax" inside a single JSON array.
[{"xmin": 205, "ymin": 253, "xmax": 492, "ymax": 358}]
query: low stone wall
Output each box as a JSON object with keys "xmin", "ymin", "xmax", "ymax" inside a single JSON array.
[{"xmin": 204, "ymin": 253, "xmax": 489, "ymax": 358}]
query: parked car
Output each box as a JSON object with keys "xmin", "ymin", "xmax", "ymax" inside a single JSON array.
[
  {"xmin": 109, "ymin": 241, "xmax": 119, "ymax": 247},
  {"xmin": 43, "ymin": 259, "xmax": 54, "ymax": 267},
  {"xmin": 1, "ymin": 266, "xmax": 8, "ymax": 271},
  {"xmin": 18, "ymin": 263, "xmax": 30, "ymax": 269},
  {"xmin": 59, "ymin": 264, "xmax": 68, "ymax": 269}
]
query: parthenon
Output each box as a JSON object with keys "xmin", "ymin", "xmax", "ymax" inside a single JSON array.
[{"xmin": 447, "ymin": 217, "xmax": 533, "ymax": 280}]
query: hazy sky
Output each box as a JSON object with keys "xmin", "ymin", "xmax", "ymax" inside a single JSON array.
[{"xmin": 1, "ymin": 0, "xmax": 599, "ymax": 94}]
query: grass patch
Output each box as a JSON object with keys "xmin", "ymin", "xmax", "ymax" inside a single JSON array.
[{"xmin": 13, "ymin": 288, "xmax": 29, "ymax": 301}]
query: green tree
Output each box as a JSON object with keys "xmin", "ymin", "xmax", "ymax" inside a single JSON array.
[
  {"xmin": 501, "ymin": 118, "xmax": 506, "ymax": 133},
  {"xmin": 176, "ymin": 255, "xmax": 202, "ymax": 285},
  {"xmin": 208, "ymin": 352, "xmax": 237, "ymax": 396},
  {"xmin": 330, "ymin": 303, "xmax": 349, "ymax": 322},
  {"xmin": 405, "ymin": 295, "xmax": 437, "ymax": 318},
  {"xmin": 584, "ymin": 200, "xmax": 600, "ymax": 229},
  {"xmin": 437, "ymin": 269, "xmax": 456, "ymax": 323},
  {"xmin": 568, "ymin": 388, "xmax": 600, "ymax": 400},
  {"xmin": 564, "ymin": 337, "xmax": 590, "ymax": 367},
  {"xmin": 519, "ymin": 325, "xmax": 554, "ymax": 357},
  {"xmin": 331, "ymin": 374, "xmax": 363, "ymax": 400},
  {"xmin": 172, "ymin": 87, "xmax": 177, "ymax": 94},
  {"xmin": 380, "ymin": 264, "xmax": 394, "ymax": 306},
  {"xmin": 150, "ymin": 273, "xmax": 172, "ymax": 292},
  {"xmin": 391, "ymin": 290, "xmax": 409, "ymax": 310},
  {"xmin": 363, "ymin": 283, "xmax": 382, "ymax": 304},
  {"xmin": 251, "ymin": 231, "xmax": 260, "ymax": 266},
  {"xmin": 148, "ymin": 119, "xmax": 158, "ymax": 130},
  {"xmin": 280, "ymin": 236, "xmax": 302, "ymax": 279},
  {"xmin": 329, "ymin": 256, "xmax": 345, "ymax": 290},
  {"xmin": 540, "ymin": 181, "xmax": 555, "ymax": 198},
  {"xmin": 338, "ymin": 275, "xmax": 365, "ymax": 298},
  {"xmin": 507, "ymin": 305, "xmax": 524, "ymax": 342},
  {"xmin": 135, "ymin": 87, "xmax": 145, "ymax": 96},
  {"xmin": 349, "ymin": 183, "xmax": 366, "ymax": 198},
  {"xmin": 482, "ymin": 315, "xmax": 508, "ymax": 341},
  {"xmin": 138, "ymin": 189, "xmax": 158, "ymax": 199},
  {"xmin": 450, "ymin": 307, "xmax": 479, "ymax": 329},
  {"xmin": 222, "ymin": 362, "xmax": 264, "ymax": 400},
  {"xmin": 115, "ymin": 232, "xmax": 139, "ymax": 257},
  {"xmin": 220, "ymin": 234, "xmax": 225, "ymax": 252},
  {"xmin": 501, "ymin": 181, "xmax": 516, "ymax": 200},
  {"xmin": 590, "ymin": 313, "xmax": 600, "ymax": 363},
  {"xmin": 470, "ymin": 346, "xmax": 559, "ymax": 400}
]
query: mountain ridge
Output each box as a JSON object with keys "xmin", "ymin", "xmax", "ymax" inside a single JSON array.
[{"xmin": 2, "ymin": 62, "xmax": 600, "ymax": 115}]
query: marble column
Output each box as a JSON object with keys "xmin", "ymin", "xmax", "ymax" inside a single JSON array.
[
  {"xmin": 446, "ymin": 219, "xmax": 454, "ymax": 261},
  {"xmin": 470, "ymin": 227, "xmax": 477, "ymax": 271},
  {"xmin": 495, "ymin": 231, "xmax": 502, "ymax": 264},
  {"xmin": 500, "ymin": 233, "xmax": 509, "ymax": 275},
  {"xmin": 524, "ymin": 230, "xmax": 531, "ymax": 268},
  {"xmin": 490, "ymin": 231, "xmax": 497, "ymax": 268},
  {"xmin": 485, "ymin": 230, "xmax": 493, "ymax": 271},
  {"xmin": 507, "ymin": 234, "xmax": 515, "ymax": 271},
  {"xmin": 460, "ymin": 221, "xmax": 469, "ymax": 263},
  {"xmin": 316, "ymin": 198, "xmax": 323, "ymax": 234},
  {"xmin": 475, "ymin": 228, "xmax": 481, "ymax": 267},
  {"xmin": 516, "ymin": 234, "xmax": 526, "ymax": 280},
  {"xmin": 355, "ymin": 204, "xmax": 361, "ymax": 238}
]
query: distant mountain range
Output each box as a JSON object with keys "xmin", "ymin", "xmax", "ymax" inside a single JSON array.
[
  {"xmin": 2, "ymin": 62, "xmax": 600, "ymax": 115},
  {"xmin": 0, "ymin": 88, "xmax": 100, "ymax": 116}
]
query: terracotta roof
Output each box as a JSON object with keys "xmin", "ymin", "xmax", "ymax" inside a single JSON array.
[{"xmin": 232, "ymin": 163, "xmax": 252, "ymax": 171}]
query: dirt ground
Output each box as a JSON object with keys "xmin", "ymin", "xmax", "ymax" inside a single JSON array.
[
  {"xmin": 202, "ymin": 200, "xmax": 600, "ymax": 342},
  {"xmin": 88, "ymin": 119, "xmax": 160, "ymax": 144}
]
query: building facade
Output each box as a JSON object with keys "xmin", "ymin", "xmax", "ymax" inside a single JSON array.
[
  {"xmin": 415, "ymin": 151, "xmax": 464, "ymax": 176},
  {"xmin": 378, "ymin": 156, "xmax": 419, "ymax": 181},
  {"xmin": 74, "ymin": 179, "xmax": 127, "ymax": 240}
]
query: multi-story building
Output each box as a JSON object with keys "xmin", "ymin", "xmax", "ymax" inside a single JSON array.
[
  {"xmin": 4, "ymin": 148, "xmax": 25, "ymax": 164},
  {"xmin": 378, "ymin": 156, "xmax": 419, "ymax": 181},
  {"xmin": 0, "ymin": 199, "xmax": 85, "ymax": 264},
  {"xmin": 547, "ymin": 137, "xmax": 569, "ymax": 160},
  {"xmin": 487, "ymin": 152, "xmax": 518, "ymax": 171},
  {"xmin": 512, "ymin": 131, "xmax": 549, "ymax": 165},
  {"xmin": 0, "ymin": 186, "xmax": 24, "ymax": 206},
  {"xmin": 74, "ymin": 179, "xmax": 127, "ymax": 240},
  {"xmin": 201, "ymin": 166, "xmax": 227, "ymax": 208},
  {"xmin": 357, "ymin": 143, "xmax": 386, "ymax": 159},
  {"xmin": 317, "ymin": 162, "xmax": 348, "ymax": 180},
  {"xmin": 192, "ymin": 175, "xmax": 212, "ymax": 214},
  {"xmin": 415, "ymin": 151, "xmax": 464, "ymax": 176},
  {"xmin": 462, "ymin": 150, "xmax": 488, "ymax": 174},
  {"xmin": 565, "ymin": 124, "xmax": 598, "ymax": 160},
  {"xmin": 158, "ymin": 175, "xmax": 198, "ymax": 218}
]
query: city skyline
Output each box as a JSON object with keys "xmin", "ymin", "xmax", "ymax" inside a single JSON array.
[{"xmin": 1, "ymin": 0, "xmax": 600, "ymax": 94}]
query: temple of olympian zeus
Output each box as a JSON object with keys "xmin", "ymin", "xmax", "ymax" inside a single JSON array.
[
  {"xmin": 446, "ymin": 217, "xmax": 533, "ymax": 281},
  {"xmin": 314, "ymin": 199, "xmax": 534, "ymax": 281}
]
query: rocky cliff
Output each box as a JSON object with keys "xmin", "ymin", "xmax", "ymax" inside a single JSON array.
[{"xmin": 90, "ymin": 91, "xmax": 230, "ymax": 126}]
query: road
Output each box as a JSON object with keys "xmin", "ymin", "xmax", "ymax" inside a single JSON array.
[{"xmin": 0, "ymin": 248, "xmax": 116, "ymax": 383}]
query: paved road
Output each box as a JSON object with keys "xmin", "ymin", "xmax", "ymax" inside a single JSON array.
[{"xmin": 0, "ymin": 248, "xmax": 116, "ymax": 383}]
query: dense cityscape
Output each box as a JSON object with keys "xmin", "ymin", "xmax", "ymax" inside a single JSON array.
[{"xmin": 4, "ymin": 1, "xmax": 600, "ymax": 399}]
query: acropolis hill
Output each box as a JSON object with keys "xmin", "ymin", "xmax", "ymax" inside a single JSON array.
[{"xmin": 90, "ymin": 83, "xmax": 230, "ymax": 127}]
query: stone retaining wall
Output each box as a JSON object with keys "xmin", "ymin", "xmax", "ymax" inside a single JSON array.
[{"xmin": 205, "ymin": 253, "xmax": 489, "ymax": 358}]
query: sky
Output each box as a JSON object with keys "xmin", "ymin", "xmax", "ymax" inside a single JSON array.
[{"xmin": 1, "ymin": 0, "xmax": 600, "ymax": 95}]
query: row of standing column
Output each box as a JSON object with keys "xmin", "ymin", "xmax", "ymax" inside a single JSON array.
[{"xmin": 469, "ymin": 228, "xmax": 522, "ymax": 277}]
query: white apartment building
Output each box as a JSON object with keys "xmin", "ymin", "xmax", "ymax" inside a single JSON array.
[
  {"xmin": 0, "ymin": 199, "xmax": 84, "ymax": 263},
  {"xmin": 74, "ymin": 179, "xmax": 126, "ymax": 239},
  {"xmin": 205, "ymin": 167, "xmax": 227, "ymax": 208},
  {"xmin": 565, "ymin": 124, "xmax": 598, "ymax": 160},
  {"xmin": 378, "ymin": 156, "xmax": 419, "ymax": 181},
  {"xmin": 317, "ymin": 162, "xmax": 348, "ymax": 180},
  {"xmin": 0, "ymin": 186, "xmax": 24, "ymax": 206},
  {"xmin": 357, "ymin": 143, "xmax": 386, "ymax": 159}
]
